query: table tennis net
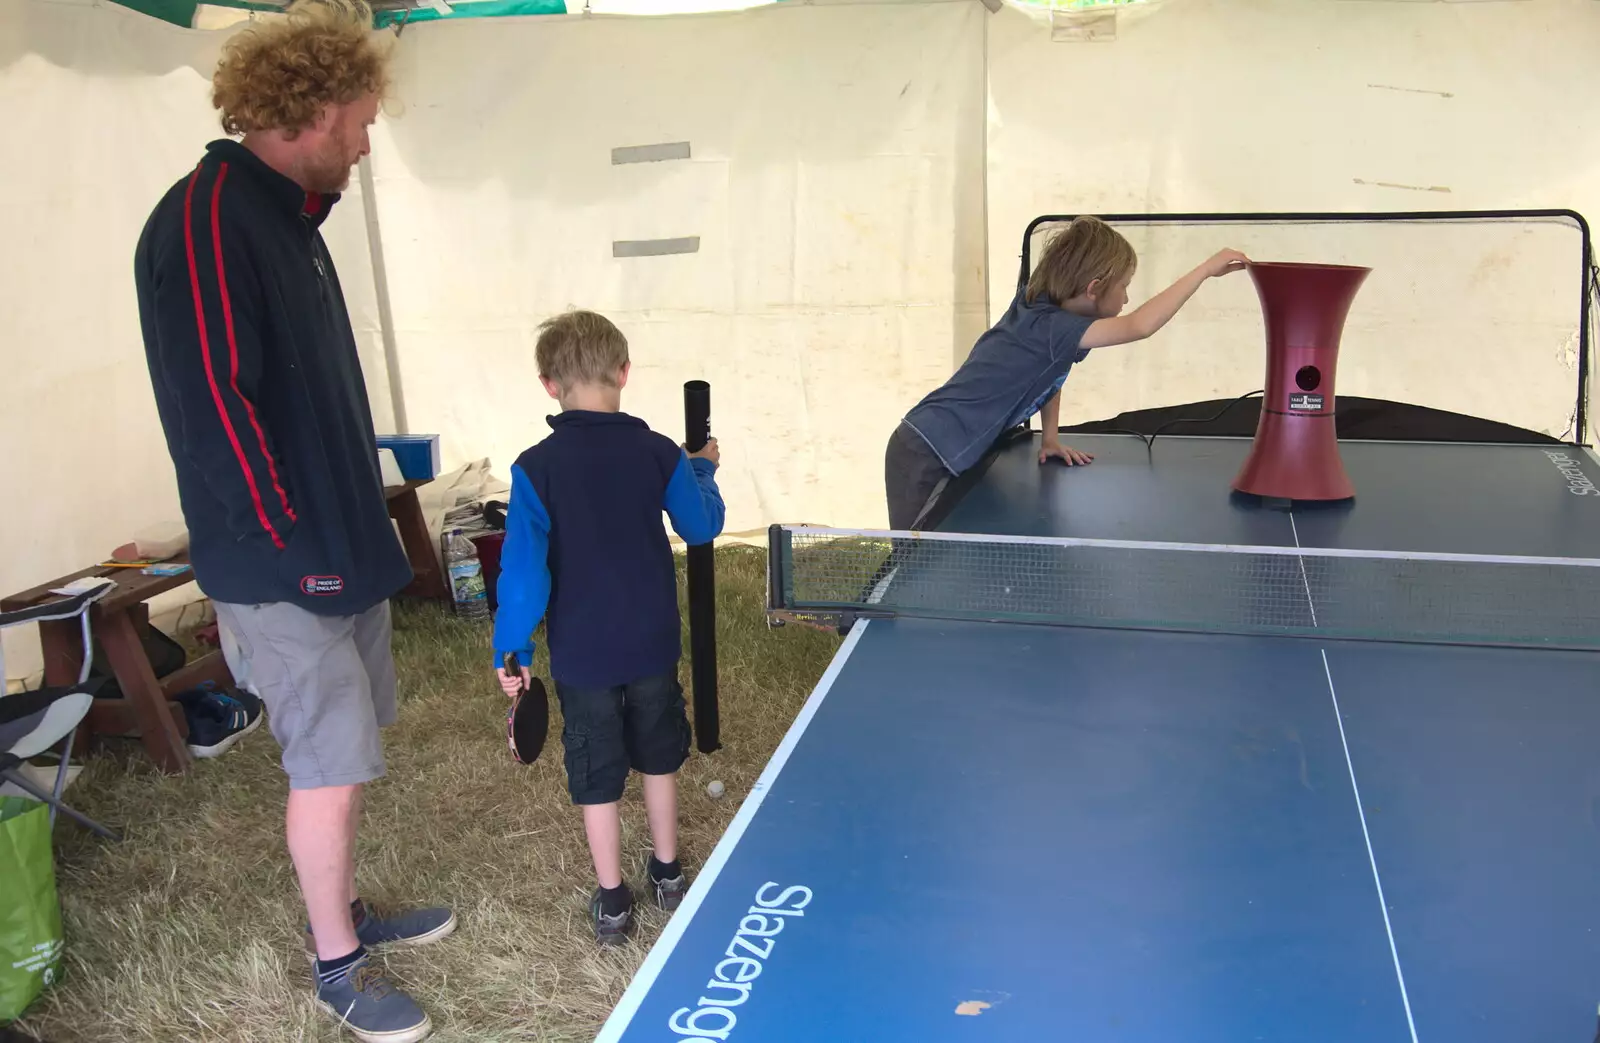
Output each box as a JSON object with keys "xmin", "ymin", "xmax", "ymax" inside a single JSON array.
[{"xmin": 766, "ymin": 525, "xmax": 1600, "ymax": 651}]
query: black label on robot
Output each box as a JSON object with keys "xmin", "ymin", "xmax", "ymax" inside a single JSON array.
[{"xmin": 1288, "ymin": 393, "xmax": 1325, "ymax": 412}]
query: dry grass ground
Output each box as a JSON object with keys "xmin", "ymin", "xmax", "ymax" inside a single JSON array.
[{"xmin": 13, "ymin": 545, "xmax": 840, "ymax": 1043}]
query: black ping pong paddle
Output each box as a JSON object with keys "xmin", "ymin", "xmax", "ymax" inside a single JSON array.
[{"xmin": 504, "ymin": 652, "xmax": 549, "ymax": 765}]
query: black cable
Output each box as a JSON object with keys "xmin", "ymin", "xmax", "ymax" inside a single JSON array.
[
  {"xmin": 1100, "ymin": 390, "xmax": 1260, "ymax": 457},
  {"xmin": 1099, "ymin": 426, "xmax": 1161, "ymax": 446},
  {"xmin": 1047, "ymin": 389, "xmax": 1266, "ymax": 460},
  {"xmin": 1145, "ymin": 387, "xmax": 1267, "ymax": 444}
]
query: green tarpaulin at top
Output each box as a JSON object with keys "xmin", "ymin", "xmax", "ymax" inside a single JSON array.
[
  {"xmin": 106, "ymin": 0, "xmax": 820, "ymax": 30},
  {"xmin": 108, "ymin": 0, "xmax": 1137, "ymax": 30},
  {"xmin": 112, "ymin": 1, "xmax": 579, "ymax": 28},
  {"xmin": 370, "ymin": 0, "xmax": 568, "ymax": 27}
]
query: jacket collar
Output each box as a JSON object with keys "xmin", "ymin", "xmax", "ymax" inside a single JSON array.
[
  {"xmin": 547, "ymin": 410, "xmax": 648, "ymax": 430},
  {"xmin": 205, "ymin": 139, "xmax": 341, "ymax": 227}
]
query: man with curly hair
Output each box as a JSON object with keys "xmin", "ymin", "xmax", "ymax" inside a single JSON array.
[{"xmin": 134, "ymin": 3, "xmax": 448, "ymax": 1040}]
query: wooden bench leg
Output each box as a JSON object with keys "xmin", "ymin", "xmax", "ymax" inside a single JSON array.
[
  {"xmin": 37, "ymin": 618, "xmax": 91, "ymax": 757},
  {"xmin": 38, "ymin": 618, "xmax": 83, "ymax": 687},
  {"xmin": 389, "ymin": 487, "xmax": 451, "ymax": 603},
  {"xmin": 99, "ymin": 611, "xmax": 191, "ymax": 775}
]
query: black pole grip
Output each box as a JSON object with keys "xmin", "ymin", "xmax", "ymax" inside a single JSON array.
[
  {"xmin": 683, "ymin": 380, "xmax": 720, "ymax": 753},
  {"xmin": 684, "ymin": 381, "xmax": 711, "ymax": 450}
]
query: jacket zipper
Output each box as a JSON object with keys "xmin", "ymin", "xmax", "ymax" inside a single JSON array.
[{"xmin": 302, "ymin": 215, "xmax": 331, "ymax": 301}]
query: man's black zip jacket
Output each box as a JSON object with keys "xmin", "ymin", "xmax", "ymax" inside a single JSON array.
[{"xmin": 134, "ymin": 139, "xmax": 411, "ymax": 616}]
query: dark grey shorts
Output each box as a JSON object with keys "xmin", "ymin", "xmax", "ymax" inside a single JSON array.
[
  {"xmin": 884, "ymin": 421, "xmax": 952, "ymax": 530},
  {"xmin": 214, "ymin": 600, "xmax": 396, "ymax": 790},
  {"xmin": 554, "ymin": 671, "xmax": 691, "ymax": 806}
]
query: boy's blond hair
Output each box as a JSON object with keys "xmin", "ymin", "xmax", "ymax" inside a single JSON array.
[
  {"xmin": 212, "ymin": 0, "xmax": 390, "ymax": 137},
  {"xmin": 1025, "ymin": 216, "xmax": 1137, "ymax": 307},
  {"xmin": 536, "ymin": 310, "xmax": 630, "ymax": 388}
]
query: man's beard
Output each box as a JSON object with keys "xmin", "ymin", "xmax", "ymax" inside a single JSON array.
[{"xmin": 302, "ymin": 137, "xmax": 355, "ymax": 195}]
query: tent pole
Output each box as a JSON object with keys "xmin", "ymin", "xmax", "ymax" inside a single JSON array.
[{"xmin": 358, "ymin": 155, "xmax": 409, "ymax": 434}]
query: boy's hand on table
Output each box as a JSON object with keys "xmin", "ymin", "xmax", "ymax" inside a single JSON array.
[
  {"xmin": 496, "ymin": 665, "xmax": 531, "ymax": 697},
  {"xmin": 1040, "ymin": 441, "xmax": 1094, "ymax": 467}
]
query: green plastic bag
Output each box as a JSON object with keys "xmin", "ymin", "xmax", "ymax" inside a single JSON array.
[{"xmin": 0, "ymin": 797, "xmax": 63, "ymax": 1023}]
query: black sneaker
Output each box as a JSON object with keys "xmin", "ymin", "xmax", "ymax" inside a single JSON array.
[
  {"xmin": 314, "ymin": 953, "xmax": 431, "ymax": 1043},
  {"xmin": 173, "ymin": 682, "xmax": 262, "ymax": 758},
  {"xmin": 590, "ymin": 886, "xmax": 634, "ymax": 948}
]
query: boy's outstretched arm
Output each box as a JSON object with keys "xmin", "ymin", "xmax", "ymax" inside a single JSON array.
[
  {"xmin": 665, "ymin": 438, "xmax": 726, "ymax": 546},
  {"xmin": 1080, "ymin": 248, "xmax": 1249, "ymax": 350},
  {"xmin": 492, "ymin": 463, "xmax": 552, "ymax": 691}
]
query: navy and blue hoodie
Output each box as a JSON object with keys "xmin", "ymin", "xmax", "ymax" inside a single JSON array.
[
  {"xmin": 134, "ymin": 140, "xmax": 411, "ymax": 616},
  {"xmin": 491, "ymin": 411, "xmax": 725, "ymax": 689}
]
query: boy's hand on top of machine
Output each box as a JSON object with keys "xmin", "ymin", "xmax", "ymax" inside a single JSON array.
[
  {"xmin": 687, "ymin": 437, "xmax": 720, "ymax": 466},
  {"xmin": 496, "ymin": 665, "xmax": 531, "ymax": 698},
  {"xmin": 1206, "ymin": 249, "xmax": 1250, "ymax": 277},
  {"xmin": 1039, "ymin": 440, "xmax": 1094, "ymax": 467}
]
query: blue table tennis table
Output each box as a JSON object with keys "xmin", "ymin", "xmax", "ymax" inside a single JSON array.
[{"xmin": 596, "ymin": 431, "xmax": 1600, "ymax": 1043}]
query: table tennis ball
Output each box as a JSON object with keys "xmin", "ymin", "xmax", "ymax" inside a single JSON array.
[{"xmin": 707, "ymin": 780, "xmax": 725, "ymax": 799}]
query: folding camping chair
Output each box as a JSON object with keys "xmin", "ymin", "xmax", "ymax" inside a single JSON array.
[{"xmin": 0, "ymin": 581, "xmax": 120, "ymax": 841}]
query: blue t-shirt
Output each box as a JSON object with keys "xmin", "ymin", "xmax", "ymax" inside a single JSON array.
[{"xmin": 902, "ymin": 291, "xmax": 1095, "ymax": 475}]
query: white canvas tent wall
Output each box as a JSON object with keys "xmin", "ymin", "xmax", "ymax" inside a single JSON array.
[
  {"xmin": 4, "ymin": 0, "xmax": 1597, "ymax": 691},
  {"xmin": 988, "ymin": 0, "xmax": 1600, "ymax": 438}
]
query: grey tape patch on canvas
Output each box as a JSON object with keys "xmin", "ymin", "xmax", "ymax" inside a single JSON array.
[
  {"xmin": 613, "ymin": 237, "xmax": 701, "ymax": 258},
  {"xmin": 612, "ymin": 142, "xmax": 692, "ymax": 165}
]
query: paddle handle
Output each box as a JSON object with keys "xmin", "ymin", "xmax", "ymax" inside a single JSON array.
[{"xmin": 503, "ymin": 652, "xmax": 526, "ymax": 695}]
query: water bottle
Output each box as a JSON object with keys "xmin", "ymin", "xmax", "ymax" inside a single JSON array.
[{"xmin": 443, "ymin": 528, "xmax": 490, "ymax": 620}]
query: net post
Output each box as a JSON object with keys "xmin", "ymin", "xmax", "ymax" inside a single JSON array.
[
  {"xmin": 765, "ymin": 524, "xmax": 788, "ymax": 615},
  {"xmin": 1580, "ymin": 223, "xmax": 1594, "ymax": 444},
  {"xmin": 684, "ymin": 380, "xmax": 719, "ymax": 754}
]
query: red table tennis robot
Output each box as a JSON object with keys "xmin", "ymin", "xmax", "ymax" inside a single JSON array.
[{"xmin": 1232, "ymin": 260, "xmax": 1371, "ymax": 502}]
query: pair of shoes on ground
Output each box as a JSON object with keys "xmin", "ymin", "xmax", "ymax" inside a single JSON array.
[
  {"xmin": 172, "ymin": 681, "xmax": 263, "ymax": 758},
  {"xmin": 307, "ymin": 899, "xmax": 456, "ymax": 1043},
  {"xmin": 299, "ymin": 863, "xmax": 689, "ymax": 1038},
  {"xmin": 591, "ymin": 855, "xmax": 691, "ymax": 948}
]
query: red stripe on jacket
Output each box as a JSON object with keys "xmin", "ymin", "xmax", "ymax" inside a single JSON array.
[
  {"xmin": 210, "ymin": 164, "xmax": 297, "ymax": 524},
  {"xmin": 183, "ymin": 165, "xmax": 285, "ymax": 550}
]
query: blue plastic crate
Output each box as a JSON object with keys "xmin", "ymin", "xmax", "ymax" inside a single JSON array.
[{"xmin": 377, "ymin": 434, "xmax": 441, "ymax": 481}]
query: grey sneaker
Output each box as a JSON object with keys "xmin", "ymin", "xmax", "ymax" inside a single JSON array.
[
  {"xmin": 314, "ymin": 954, "xmax": 431, "ymax": 1043},
  {"xmin": 649, "ymin": 867, "xmax": 690, "ymax": 912},
  {"xmin": 590, "ymin": 887, "xmax": 634, "ymax": 948},
  {"xmin": 305, "ymin": 900, "xmax": 457, "ymax": 959}
]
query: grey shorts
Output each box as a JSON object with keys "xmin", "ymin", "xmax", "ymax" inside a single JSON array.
[
  {"xmin": 885, "ymin": 421, "xmax": 952, "ymax": 530},
  {"xmin": 213, "ymin": 600, "xmax": 396, "ymax": 790}
]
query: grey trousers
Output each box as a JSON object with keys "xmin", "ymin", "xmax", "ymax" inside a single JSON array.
[{"xmin": 884, "ymin": 422, "xmax": 952, "ymax": 531}]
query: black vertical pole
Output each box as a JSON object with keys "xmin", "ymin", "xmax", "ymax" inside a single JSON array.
[{"xmin": 683, "ymin": 380, "xmax": 720, "ymax": 753}]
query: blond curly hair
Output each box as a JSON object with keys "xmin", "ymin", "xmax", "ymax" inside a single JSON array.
[{"xmin": 212, "ymin": 0, "xmax": 390, "ymax": 137}]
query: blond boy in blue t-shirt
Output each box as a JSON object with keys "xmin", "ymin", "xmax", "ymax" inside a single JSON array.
[{"xmin": 886, "ymin": 216, "xmax": 1248, "ymax": 529}]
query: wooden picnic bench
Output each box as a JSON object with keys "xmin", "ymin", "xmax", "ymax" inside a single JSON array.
[{"xmin": 1, "ymin": 481, "xmax": 450, "ymax": 774}]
